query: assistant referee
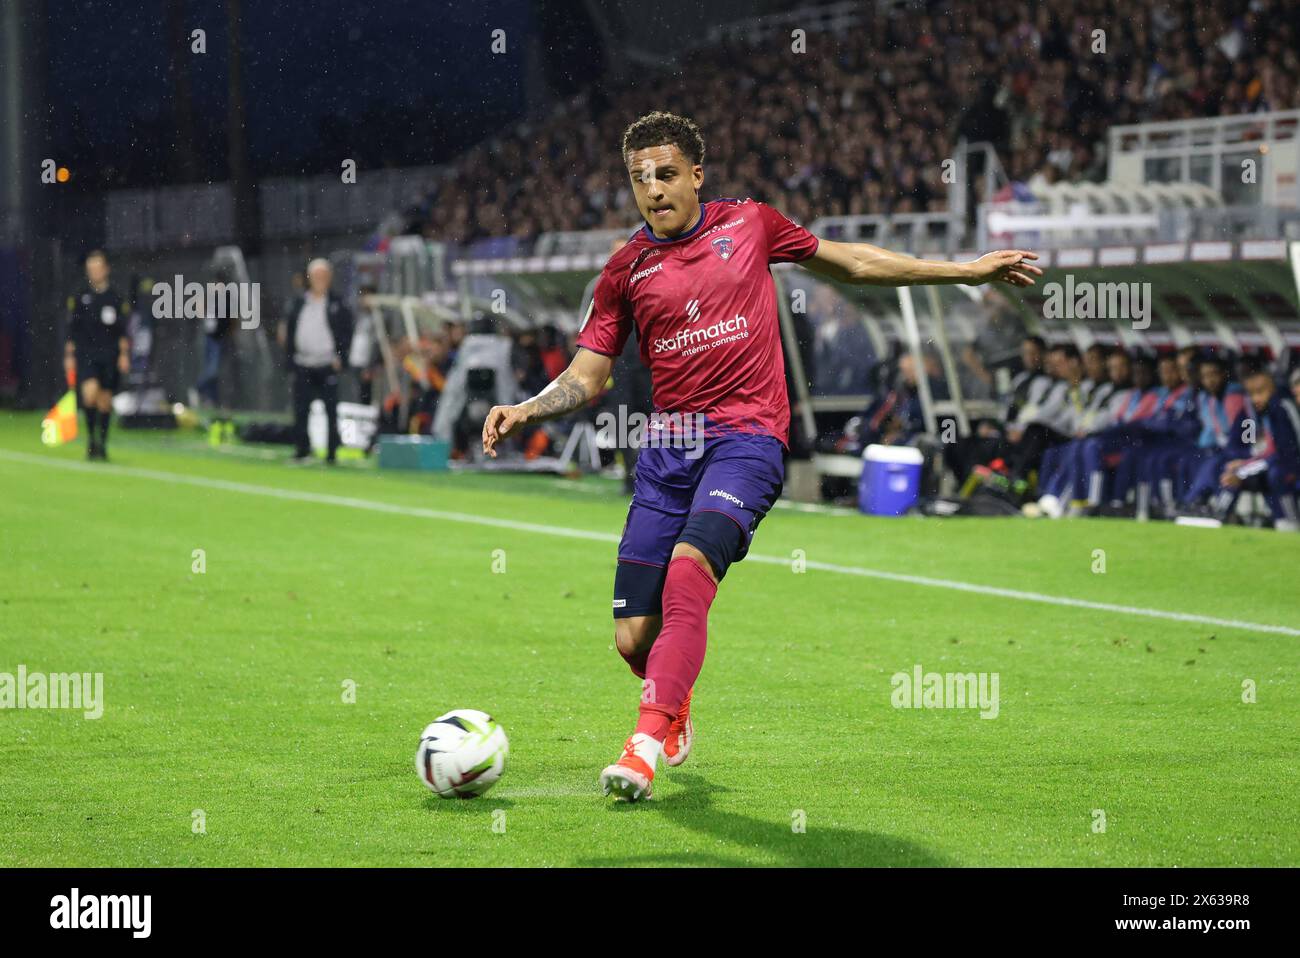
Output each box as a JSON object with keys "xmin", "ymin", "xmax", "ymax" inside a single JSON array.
[{"xmin": 64, "ymin": 250, "xmax": 130, "ymax": 460}]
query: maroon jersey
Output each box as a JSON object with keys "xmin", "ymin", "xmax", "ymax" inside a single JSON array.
[{"xmin": 576, "ymin": 198, "xmax": 819, "ymax": 445}]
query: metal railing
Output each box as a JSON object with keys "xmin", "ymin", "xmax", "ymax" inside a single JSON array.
[
  {"xmin": 978, "ymin": 200, "xmax": 1300, "ymax": 250},
  {"xmin": 690, "ymin": 0, "xmax": 866, "ymax": 50},
  {"xmin": 809, "ymin": 212, "xmax": 964, "ymax": 255},
  {"xmin": 534, "ymin": 227, "xmax": 635, "ymax": 258},
  {"xmin": 1108, "ymin": 109, "xmax": 1300, "ymax": 205},
  {"xmin": 105, "ymin": 184, "xmax": 235, "ymax": 251},
  {"xmin": 104, "ymin": 165, "xmax": 451, "ymax": 251},
  {"xmin": 260, "ymin": 166, "xmax": 445, "ymax": 239}
]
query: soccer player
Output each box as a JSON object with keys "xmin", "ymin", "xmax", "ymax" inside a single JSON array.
[
  {"xmin": 480, "ymin": 112, "xmax": 1040, "ymax": 801},
  {"xmin": 1004, "ymin": 343, "xmax": 1087, "ymax": 486},
  {"xmin": 1168, "ymin": 354, "xmax": 1247, "ymax": 512},
  {"xmin": 1034, "ymin": 348, "xmax": 1143, "ymax": 517},
  {"xmin": 1187, "ymin": 367, "xmax": 1300, "ymax": 526},
  {"xmin": 64, "ymin": 250, "xmax": 131, "ymax": 461}
]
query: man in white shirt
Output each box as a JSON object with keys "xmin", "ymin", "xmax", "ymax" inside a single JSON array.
[{"xmin": 277, "ymin": 258, "xmax": 353, "ymax": 463}]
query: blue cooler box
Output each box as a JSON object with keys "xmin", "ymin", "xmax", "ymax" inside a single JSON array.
[
  {"xmin": 858, "ymin": 444, "xmax": 923, "ymax": 516},
  {"xmin": 377, "ymin": 435, "xmax": 449, "ymax": 471}
]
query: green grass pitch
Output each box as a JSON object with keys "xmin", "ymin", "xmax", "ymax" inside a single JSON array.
[{"xmin": 1, "ymin": 410, "xmax": 1296, "ymax": 867}]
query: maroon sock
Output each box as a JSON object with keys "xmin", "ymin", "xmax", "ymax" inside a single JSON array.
[{"xmin": 635, "ymin": 555, "xmax": 716, "ymax": 740}]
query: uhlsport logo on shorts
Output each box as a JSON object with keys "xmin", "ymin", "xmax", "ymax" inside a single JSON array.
[
  {"xmin": 0, "ymin": 665, "xmax": 104, "ymax": 719},
  {"xmin": 709, "ymin": 488, "xmax": 744, "ymax": 508}
]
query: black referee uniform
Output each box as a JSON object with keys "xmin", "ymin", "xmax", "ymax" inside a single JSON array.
[{"xmin": 66, "ymin": 285, "xmax": 130, "ymax": 458}]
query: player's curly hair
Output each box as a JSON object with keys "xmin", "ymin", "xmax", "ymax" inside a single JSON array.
[{"xmin": 621, "ymin": 112, "xmax": 706, "ymax": 167}]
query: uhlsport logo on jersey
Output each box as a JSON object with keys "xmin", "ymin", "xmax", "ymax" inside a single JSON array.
[
  {"xmin": 630, "ymin": 261, "xmax": 663, "ymax": 285},
  {"xmin": 653, "ymin": 298, "xmax": 749, "ymax": 357},
  {"xmin": 711, "ymin": 235, "xmax": 734, "ymax": 261}
]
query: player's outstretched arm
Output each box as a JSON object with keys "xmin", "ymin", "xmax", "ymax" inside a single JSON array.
[
  {"xmin": 481, "ymin": 346, "xmax": 614, "ymax": 458},
  {"xmin": 801, "ymin": 239, "xmax": 1041, "ymax": 288}
]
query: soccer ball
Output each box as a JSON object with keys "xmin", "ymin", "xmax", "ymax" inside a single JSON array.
[{"xmin": 415, "ymin": 709, "xmax": 509, "ymax": 799}]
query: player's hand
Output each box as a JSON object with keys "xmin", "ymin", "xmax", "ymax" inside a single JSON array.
[
  {"xmin": 482, "ymin": 404, "xmax": 530, "ymax": 458},
  {"xmin": 117, "ymin": 353, "xmax": 129, "ymax": 374},
  {"xmin": 969, "ymin": 250, "xmax": 1041, "ymax": 288},
  {"xmin": 1220, "ymin": 461, "xmax": 1244, "ymax": 487}
]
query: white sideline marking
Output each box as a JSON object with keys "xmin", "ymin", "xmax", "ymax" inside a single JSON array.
[{"xmin": 3, "ymin": 448, "xmax": 1296, "ymax": 637}]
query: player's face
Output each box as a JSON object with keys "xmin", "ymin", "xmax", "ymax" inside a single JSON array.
[
  {"xmin": 1200, "ymin": 364, "xmax": 1225, "ymax": 394},
  {"xmin": 308, "ymin": 265, "xmax": 332, "ymax": 295},
  {"xmin": 1158, "ymin": 358, "xmax": 1180, "ymax": 390},
  {"xmin": 1246, "ymin": 375, "xmax": 1274, "ymax": 410},
  {"xmin": 1021, "ymin": 340, "xmax": 1042, "ymax": 370},
  {"xmin": 85, "ymin": 256, "xmax": 109, "ymax": 288},
  {"xmin": 1084, "ymin": 349, "xmax": 1106, "ymax": 382},
  {"xmin": 625, "ymin": 144, "xmax": 703, "ymax": 239},
  {"xmin": 1107, "ymin": 353, "xmax": 1130, "ymax": 386}
]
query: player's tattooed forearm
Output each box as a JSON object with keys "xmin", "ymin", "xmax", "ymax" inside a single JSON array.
[{"xmin": 527, "ymin": 370, "xmax": 592, "ymax": 421}]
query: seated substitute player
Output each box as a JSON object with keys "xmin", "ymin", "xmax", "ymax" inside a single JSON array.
[
  {"xmin": 1185, "ymin": 366, "xmax": 1300, "ymax": 527},
  {"xmin": 64, "ymin": 250, "xmax": 131, "ymax": 461},
  {"xmin": 480, "ymin": 112, "xmax": 1041, "ymax": 801}
]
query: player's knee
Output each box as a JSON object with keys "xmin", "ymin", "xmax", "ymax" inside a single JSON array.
[
  {"xmin": 670, "ymin": 541, "xmax": 717, "ymax": 582},
  {"xmin": 81, "ymin": 382, "xmax": 99, "ymax": 405},
  {"xmin": 675, "ymin": 510, "xmax": 746, "ymax": 583},
  {"xmin": 614, "ymin": 615, "xmax": 660, "ymax": 656}
]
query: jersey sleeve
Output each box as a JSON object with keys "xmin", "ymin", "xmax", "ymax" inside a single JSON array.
[
  {"xmin": 66, "ymin": 296, "xmax": 80, "ymax": 344},
  {"xmin": 575, "ymin": 267, "xmax": 633, "ymax": 357},
  {"xmin": 757, "ymin": 201, "xmax": 820, "ymax": 264}
]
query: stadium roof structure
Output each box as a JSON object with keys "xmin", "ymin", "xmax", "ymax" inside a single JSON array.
[{"xmin": 448, "ymin": 238, "xmax": 1300, "ymax": 342}]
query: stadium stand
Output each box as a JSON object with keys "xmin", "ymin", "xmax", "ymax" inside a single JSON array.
[
  {"xmin": 401, "ymin": 0, "xmax": 1300, "ymax": 245},
  {"xmin": 63, "ymin": 1, "xmax": 1300, "ymax": 527}
]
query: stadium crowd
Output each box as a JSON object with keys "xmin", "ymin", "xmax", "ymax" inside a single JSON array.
[{"xmin": 391, "ymin": 0, "xmax": 1300, "ymax": 247}]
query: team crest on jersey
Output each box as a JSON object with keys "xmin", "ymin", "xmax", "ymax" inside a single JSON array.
[{"xmin": 711, "ymin": 236, "xmax": 734, "ymax": 261}]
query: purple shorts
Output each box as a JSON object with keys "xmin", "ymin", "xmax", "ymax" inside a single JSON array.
[{"xmin": 613, "ymin": 432, "xmax": 785, "ymax": 615}]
